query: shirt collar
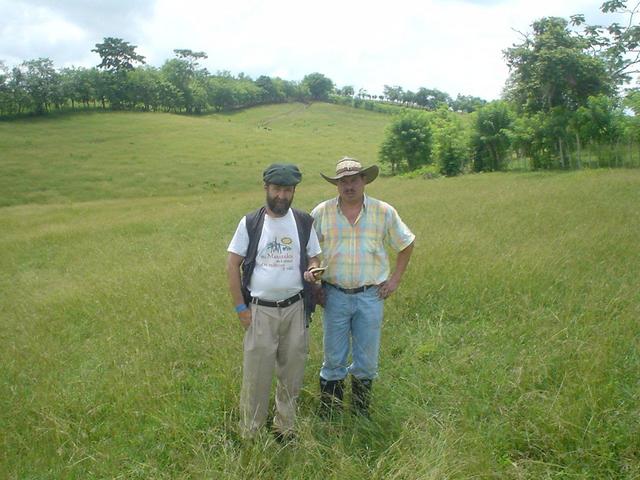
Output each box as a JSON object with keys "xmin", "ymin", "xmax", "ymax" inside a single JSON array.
[{"xmin": 336, "ymin": 194, "xmax": 368, "ymax": 213}]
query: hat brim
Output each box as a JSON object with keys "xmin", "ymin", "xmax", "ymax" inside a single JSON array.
[{"xmin": 320, "ymin": 165, "xmax": 379, "ymax": 185}]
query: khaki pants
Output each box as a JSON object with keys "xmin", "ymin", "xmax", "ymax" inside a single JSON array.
[{"xmin": 239, "ymin": 300, "xmax": 308, "ymax": 438}]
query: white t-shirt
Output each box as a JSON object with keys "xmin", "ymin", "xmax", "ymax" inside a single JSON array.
[{"xmin": 228, "ymin": 209, "xmax": 321, "ymax": 301}]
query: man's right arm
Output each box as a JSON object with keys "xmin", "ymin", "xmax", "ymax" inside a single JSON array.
[{"xmin": 226, "ymin": 252, "xmax": 252, "ymax": 329}]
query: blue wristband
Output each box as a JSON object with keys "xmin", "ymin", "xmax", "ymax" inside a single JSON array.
[{"xmin": 235, "ymin": 303, "xmax": 248, "ymax": 313}]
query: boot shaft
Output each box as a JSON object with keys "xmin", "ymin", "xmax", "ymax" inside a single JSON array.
[
  {"xmin": 319, "ymin": 378, "xmax": 344, "ymax": 418},
  {"xmin": 351, "ymin": 376, "xmax": 372, "ymax": 417}
]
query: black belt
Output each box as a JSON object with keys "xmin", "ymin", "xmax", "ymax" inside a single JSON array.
[
  {"xmin": 251, "ymin": 292, "xmax": 303, "ymax": 308},
  {"xmin": 323, "ymin": 282, "xmax": 377, "ymax": 295}
]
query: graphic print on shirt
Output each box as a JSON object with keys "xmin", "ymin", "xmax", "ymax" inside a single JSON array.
[{"xmin": 259, "ymin": 236, "xmax": 296, "ymax": 271}]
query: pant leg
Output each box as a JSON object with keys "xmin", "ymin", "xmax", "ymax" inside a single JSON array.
[
  {"xmin": 349, "ymin": 287, "xmax": 384, "ymax": 380},
  {"xmin": 320, "ymin": 285, "xmax": 353, "ymax": 381},
  {"xmin": 239, "ymin": 303, "xmax": 278, "ymax": 439},
  {"xmin": 273, "ymin": 301, "xmax": 307, "ymax": 434}
]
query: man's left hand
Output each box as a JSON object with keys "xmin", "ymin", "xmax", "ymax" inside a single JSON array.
[{"xmin": 377, "ymin": 278, "xmax": 399, "ymax": 299}]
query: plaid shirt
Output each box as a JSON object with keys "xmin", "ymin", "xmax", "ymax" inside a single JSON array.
[{"xmin": 311, "ymin": 195, "xmax": 415, "ymax": 289}]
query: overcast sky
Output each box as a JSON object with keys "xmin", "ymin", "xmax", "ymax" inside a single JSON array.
[{"xmin": 0, "ymin": 0, "xmax": 620, "ymax": 100}]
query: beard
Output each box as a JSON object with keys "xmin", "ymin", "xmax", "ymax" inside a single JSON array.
[{"xmin": 266, "ymin": 193, "xmax": 293, "ymax": 216}]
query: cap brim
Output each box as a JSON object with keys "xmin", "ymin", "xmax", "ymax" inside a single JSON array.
[{"xmin": 321, "ymin": 165, "xmax": 379, "ymax": 185}]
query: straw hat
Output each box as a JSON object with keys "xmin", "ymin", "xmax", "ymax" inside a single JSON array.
[{"xmin": 320, "ymin": 157, "xmax": 379, "ymax": 185}]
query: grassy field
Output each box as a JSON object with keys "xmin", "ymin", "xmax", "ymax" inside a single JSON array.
[{"xmin": 1, "ymin": 105, "xmax": 639, "ymax": 479}]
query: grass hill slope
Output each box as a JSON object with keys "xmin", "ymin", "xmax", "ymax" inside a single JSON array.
[
  {"xmin": 0, "ymin": 103, "xmax": 388, "ymax": 207},
  {"xmin": 1, "ymin": 105, "xmax": 639, "ymax": 479}
]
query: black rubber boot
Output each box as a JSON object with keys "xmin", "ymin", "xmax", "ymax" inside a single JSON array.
[
  {"xmin": 351, "ymin": 376, "xmax": 373, "ymax": 417},
  {"xmin": 319, "ymin": 377, "xmax": 344, "ymax": 418}
]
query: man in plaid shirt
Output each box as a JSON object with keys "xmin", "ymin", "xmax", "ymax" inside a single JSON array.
[{"xmin": 311, "ymin": 157, "xmax": 415, "ymax": 417}]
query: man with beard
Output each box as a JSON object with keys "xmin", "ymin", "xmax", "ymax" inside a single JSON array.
[
  {"xmin": 312, "ymin": 157, "xmax": 415, "ymax": 418},
  {"xmin": 226, "ymin": 163, "xmax": 322, "ymax": 442}
]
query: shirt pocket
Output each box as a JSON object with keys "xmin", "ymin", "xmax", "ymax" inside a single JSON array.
[{"xmin": 365, "ymin": 238, "xmax": 384, "ymax": 254}]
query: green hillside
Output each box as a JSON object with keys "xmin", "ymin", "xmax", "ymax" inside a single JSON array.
[
  {"xmin": 1, "ymin": 105, "xmax": 639, "ymax": 479},
  {"xmin": 0, "ymin": 103, "xmax": 388, "ymax": 207}
]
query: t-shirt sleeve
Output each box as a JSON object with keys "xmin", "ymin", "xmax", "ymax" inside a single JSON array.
[{"xmin": 227, "ymin": 216, "xmax": 249, "ymax": 257}]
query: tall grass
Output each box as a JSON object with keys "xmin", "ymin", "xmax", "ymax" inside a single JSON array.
[{"xmin": 1, "ymin": 106, "xmax": 639, "ymax": 478}]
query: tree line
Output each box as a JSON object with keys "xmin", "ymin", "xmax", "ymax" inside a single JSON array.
[
  {"xmin": 379, "ymin": 1, "xmax": 640, "ymax": 173},
  {"xmin": 334, "ymin": 84, "xmax": 487, "ymax": 113},
  {"xmin": 0, "ymin": 36, "xmax": 485, "ymax": 118},
  {"xmin": 0, "ymin": 35, "xmax": 486, "ymax": 118},
  {"xmin": 0, "ymin": 39, "xmax": 336, "ymax": 116}
]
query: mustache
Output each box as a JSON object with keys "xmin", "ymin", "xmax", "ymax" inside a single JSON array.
[{"xmin": 266, "ymin": 193, "xmax": 292, "ymax": 215}]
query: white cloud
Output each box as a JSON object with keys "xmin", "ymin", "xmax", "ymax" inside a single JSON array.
[
  {"xmin": 0, "ymin": 4, "xmax": 86, "ymax": 65},
  {"xmin": 0, "ymin": 0, "xmax": 623, "ymax": 100}
]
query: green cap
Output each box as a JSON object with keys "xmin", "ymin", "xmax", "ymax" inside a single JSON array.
[{"xmin": 263, "ymin": 163, "xmax": 302, "ymax": 186}]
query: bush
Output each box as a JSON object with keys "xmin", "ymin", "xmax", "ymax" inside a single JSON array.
[
  {"xmin": 400, "ymin": 163, "xmax": 442, "ymax": 179},
  {"xmin": 379, "ymin": 110, "xmax": 433, "ymax": 174}
]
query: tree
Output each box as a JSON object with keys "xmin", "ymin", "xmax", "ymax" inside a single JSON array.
[
  {"xmin": 189, "ymin": 79, "xmax": 209, "ymax": 113},
  {"xmin": 88, "ymin": 68, "xmax": 110, "ymax": 109},
  {"xmin": 431, "ymin": 106, "xmax": 470, "ymax": 175},
  {"xmin": 414, "ymin": 87, "xmax": 451, "ymax": 110},
  {"xmin": 91, "ymin": 38, "xmax": 146, "ymax": 110},
  {"xmin": 571, "ymin": 1, "xmax": 640, "ymax": 86},
  {"xmin": 402, "ymin": 90, "xmax": 417, "ymax": 105},
  {"xmin": 21, "ymin": 58, "xmax": 59, "ymax": 114},
  {"xmin": 57, "ymin": 67, "xmax": 97, "ymax": 110},
  {"xmin": 173, "ymin": 49, "xmax": 208, "ymax": 70},
  {"xmin": 75, "ymin": 68, "xmax": 97, "ymax": 107},
  {"xmin": 0, "ymin": 61, "xmax": 10, "ymax": 115},
  {"xmin": 504, "ymin": 17, "xmax": 613, "ymax": 114},
  {"xmin": 379, "ymin": 110, "xmax": 432, "ymax": 173},
  {"xmin": 256, "ymin": 75, "xmax": 286, "ymax": 103},
  {"xmin": 503, "ymin": 13, "xmax": 628, "ymax": 168},
  {"xmin": 571, "ymin": 94, "xmax": 624, "ymax": 167},
  {"xmin": 59, "ymin": 67, "xmax": 80, "ymax": 109},
  {"xmin": 92, "ymin": 37, "xmax": 145, "ymax": 72},
  {"xmin": 451, "ymin": 94, "xmax": 487, "ymax": 113},
  {"xmin": 161, "ymin": 58, "xmax": 193, "ymax": 112},
  {"xmin": 7, "ymin": 66, "xmax": 30, "ymax": 114},
  {"xmin": 164, "ymin": 49, "xmax": 210, "ymax": 112},
  {"xmin": 233, "ymin": 78, "xmax": 262, "ymax": 108},
  {"xmin": 508, "ymin": 108, "xmax": 575, "ymax": 169},
  {"xmin": 127, "ymin": 66, "xmax": 161, "ymax": 111},
  {"xmin": 207, "ymin": 76, "xmax": 237, "ymax": 111},
  {"xmin": 383, "ymin": 85, "xmax": 404, "ymax": 102},
  {"xmin": 301, "ymin": 72, "xmax": 334, "ymax": 101},
  {"xmin": 339, "ymin": 85, "xmax": 354, "ymax": 96},
  {"xmin": 472, "ymin": 101, "xmax": 514, "ymax": 171},
  {"xmin": 278, "ymin": 78, "xmax": 300, "ymax": 100},
  {"xmin": 157, "ymin": 80, "xmax": 183, "ymax": 112},
  {"xmin": 623, "ymin": 89, "xmax": 640, "ymax": 159}
]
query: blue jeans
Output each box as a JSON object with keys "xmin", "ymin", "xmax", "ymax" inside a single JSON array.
[{"xmin": 320, "ymin": 284, "xmax": 384, "ymax": 381}]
